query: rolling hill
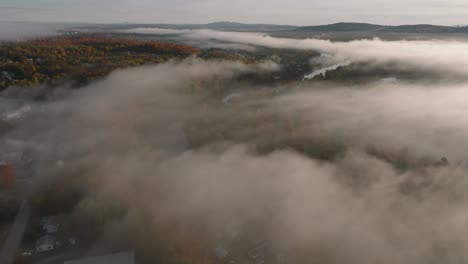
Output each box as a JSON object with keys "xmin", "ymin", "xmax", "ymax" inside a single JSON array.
[
  {"xmin": 79, "ymin": 22, "xmax": 468, "ymax": 35},
  {"xmin": 295, "ymin": 22, "xmax": 468, "ymax": 33}
]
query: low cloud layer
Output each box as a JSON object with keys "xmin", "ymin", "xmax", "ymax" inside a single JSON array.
[
  {"xmin": 4, "ymin": 54, "xmax": 468, "ymax": 263},
  {"xmin": 123, "ymin": 28, "xmax": 468, "ymax": 78},
  {"xmin": 119, "ymin": 28, "xmax": 192, "ymax": 35}
]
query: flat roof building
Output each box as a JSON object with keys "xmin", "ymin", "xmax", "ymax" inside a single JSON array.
[{"xmin": 64, "ymin": 251, "xmax": 135, "ymax": 264}]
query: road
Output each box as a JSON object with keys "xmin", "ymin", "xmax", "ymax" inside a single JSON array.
[{"xmin": 0, "ymin": 199, "xmax": 31, "ymax": 264}]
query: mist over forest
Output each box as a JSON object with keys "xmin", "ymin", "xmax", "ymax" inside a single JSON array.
[{"xmin": 2, "ymin": 20, "xmax": 468, "ymax": 264}]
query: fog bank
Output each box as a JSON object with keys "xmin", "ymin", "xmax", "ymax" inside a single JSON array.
[
  {"xmin": 123, "ymin": 28, "xmax": 468, "ymax": 77},
  {"xmin": 3, "ymin": 58, "xmax": 468, "ymax": 263}
]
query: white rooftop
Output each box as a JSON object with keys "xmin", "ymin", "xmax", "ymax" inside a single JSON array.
[{"xmin": 64, "ymin": 252, "xmax": 135, "ymax": 264}]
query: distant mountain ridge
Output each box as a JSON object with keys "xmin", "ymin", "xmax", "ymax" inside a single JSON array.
[
  {"xmin": 93, "ymin": 21, "xmax": 468, "ymax": 34},
  {"xmin": 297, "ymin": 22, "xmax": 385, "ymax": 32},
  {"xmin": 295, "ymin": 22, "xmax": 468, "ymax": 33},
  {"xmin": 116, "ymin": 21, "xmax": 297, "ymax": 32}
]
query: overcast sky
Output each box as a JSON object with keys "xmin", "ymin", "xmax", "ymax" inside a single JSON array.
[{"xmin": 1, "ymin": 0, "xmax": 468, "ymax": 26}]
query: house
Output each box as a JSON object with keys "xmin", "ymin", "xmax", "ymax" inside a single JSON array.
[
  {"xmin": 64, "ymin": 251, "xmax": 135, "ymax": 264},
  {"xmin": 68, "ymin": 236, "xmax": 77, "ymax": 246},
  {"xmin": 21, "ymin": 245, "xmax": 36, "ymax": 257},
  {"xmin": 36, "ymin": 235, "xmax": 57, "ymax": 252},
  {"xmin": 247, "ymin": 240, "xmax": 267, "ymax": 261},
  {"xmin": 36, "ymin": 58, "xmax": 47, "ymax": 64},
  {"xmin": 1, "ymin": 71, "xmax": 13, "ymax": 81},
  {"xmin": 40, "ymin": 216, "xmax": 60, "ymax": 233},
  {"xmin": 213, "ymin": 246, "xmax": 229, "ymax": 260},
  {"xmin": 222, "ymin": 93, "xmax": 242, "ymax": 104},
  {"xmin": 4, "ymin": 105, "xmax": 32, "ymax": 121}
]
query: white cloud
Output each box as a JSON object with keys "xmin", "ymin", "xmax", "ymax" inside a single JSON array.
[{"xmin": 121, "ymin": 28, "xmax": 468, "ymax": 77}]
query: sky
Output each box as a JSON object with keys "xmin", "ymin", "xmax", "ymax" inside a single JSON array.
[{"xmin": 1, "ymin": 0, "xmax": 468, "ymax": 26}]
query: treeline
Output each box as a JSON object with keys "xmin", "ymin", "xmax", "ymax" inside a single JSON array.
[{"xmin": 0, "ymin": 35, "xmax": 201, "ymax": 90}]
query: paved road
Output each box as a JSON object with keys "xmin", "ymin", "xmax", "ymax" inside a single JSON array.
[{"xmin": 0, "ymin": 199, "xmax": 31, "ymax": 264}]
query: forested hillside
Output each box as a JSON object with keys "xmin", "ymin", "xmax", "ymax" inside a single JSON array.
[{"xmin": 0, "ymin": 35, "xmax": 200, "ymax": 90}]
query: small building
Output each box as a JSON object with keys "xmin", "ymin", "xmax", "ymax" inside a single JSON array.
[
  {"xmin": 222, "ymin": 93, "xmax": 242, "ymax": 104},
  {"xmin": 247, "ymin": 240, "xmax": 267, "ymax": 261},
  {"xmin": 21, "ymin": 245, "xmax": 36, "ymax": 257},
  {"xmin": 36, "ymin": 235, "xmax": 57, "ymax": 252},
  {"xmin": 4, "ymin": 105, "xmax": 32, "ymax": 121},
  {"xmin": 36, "ymin": 58, "xmax": 47, "ymax": 64},
  {"xmin": 213, "ymin": 246, "xmax": 229, "ymax": 260},
  {"xmin": 1, "ymin": 71, "xmax": 13, "ymax": 81},
  {"xmin": 64, "ymin": 251, "xmax": 135, "ymax": 264},
  {"xmin": 68, "ymin": 236, "xmax": 77, "ymax": 246},
  {"xmin": 40, "ymin": 216, "xmax": 60, "ymax": 233}
]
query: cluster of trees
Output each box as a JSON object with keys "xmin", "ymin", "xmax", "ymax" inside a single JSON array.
[
  {"xmin": 0, "ymin": 34, "xmax": 322, "ymax": 91},
  {"xmin": 254, "ymin": 48, "xmax": 319, "ymax": 80},
  {"xmin": 199, "ymin": 48, "xmax": 256, "ymax": 63},
  {"xmin": 0, "ymin": 35, "xmax": 201, "ymax": 90},
  {"xmin": 305, "ymin": 61, "xmax": 433, "ymax": 83},
  {"xmin": 29, "ymin": 169, "xmax": 214, "ymax": 264}
]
